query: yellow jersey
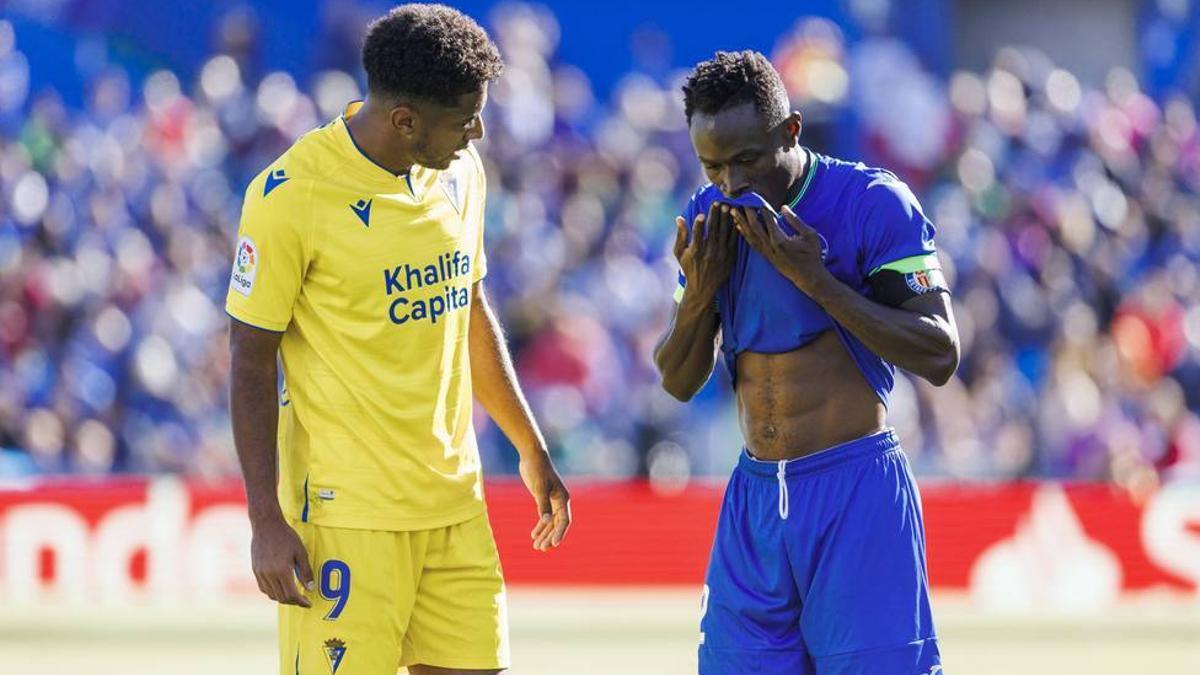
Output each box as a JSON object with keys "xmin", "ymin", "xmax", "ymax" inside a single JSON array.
[{"xmin": 226, "ymin": 103, "xmax": 488, "ymax": 531}]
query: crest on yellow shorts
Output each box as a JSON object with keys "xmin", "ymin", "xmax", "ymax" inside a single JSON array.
[{"xmin": 323, "ymin": 637, "xmax": 346, "ymax": 674}]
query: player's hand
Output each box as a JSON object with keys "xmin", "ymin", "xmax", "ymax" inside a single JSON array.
[
  {"xmin": 250, "ymin": 514, "xmax": 314, "ymax": 607},
  {"xmin": 519, "ymin": 451, "xmax": 571, "ymax": 552},
  {"xmin": 731, "ymin": 204, "xmax": 831, "ymax": 296},
  {"xmin": 673, "ymin": 201, "xmax": 737, "ymax": 303}
]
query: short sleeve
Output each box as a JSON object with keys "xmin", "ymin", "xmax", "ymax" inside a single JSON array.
[
  {"xmin": 224, "ymin": 171, "xmax": 311, "ymax": 332},
  {"xmin": 857, "ymin": 171, "xmax": 939, "ymax": 277}
]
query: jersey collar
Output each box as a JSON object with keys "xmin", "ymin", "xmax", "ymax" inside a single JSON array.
[
  {"xmin": 785, "ymin": 148, "xmax": 817, "ymax": 210},
  {"xmin": 337, "ymin": 100, "xmax": 419, "ymax": 197}
]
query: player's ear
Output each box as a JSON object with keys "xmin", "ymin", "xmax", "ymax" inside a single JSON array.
[
  {"xmin": 388, "ymin": 101, "xmax": 420, "ymax": 138},
  {"xmin": 783, "ymin": 111, "xmax": 803, "ymax": 147}
]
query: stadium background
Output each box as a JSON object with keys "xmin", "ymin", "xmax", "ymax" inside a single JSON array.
[{"xmin": 1, "ymin": 0, "xmax": 1198, "ymax": 673}]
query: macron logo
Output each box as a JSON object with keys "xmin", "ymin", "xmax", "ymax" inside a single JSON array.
[
  {"xmin": 350, "ymin": 198, "xmax": 372, "ymax": 227},
  {"xmin": 263, "ymin": 168, "xmax": 289, "ymax": 197}
]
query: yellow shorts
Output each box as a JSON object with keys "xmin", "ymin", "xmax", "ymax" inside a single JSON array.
[{"xmin": 279, "ymin": 513, "xmax": 510, "ymax": 674}]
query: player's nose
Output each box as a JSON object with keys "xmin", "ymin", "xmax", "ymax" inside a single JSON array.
[
  {"xmin": 722, "ymin": 168, "xmax": 750, "ymax": 197},
  {"xmin": 722, "ymin": 179, "xmax": 750, "ymax": 198}
]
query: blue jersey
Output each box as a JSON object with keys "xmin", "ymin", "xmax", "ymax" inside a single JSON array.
[{"xmin": 677, "ymin": 149, "xmax": 939, "ymax": 408}]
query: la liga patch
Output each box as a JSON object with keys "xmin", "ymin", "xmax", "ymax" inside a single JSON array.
[{"xmin": 230, "ymin": 236, "xmax": 258, "ymax": 297}]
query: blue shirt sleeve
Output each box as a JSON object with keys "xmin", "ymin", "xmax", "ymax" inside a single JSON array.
[{"xmin": 856, "ymin": 171, "xmax": 938, "ymax": 276}]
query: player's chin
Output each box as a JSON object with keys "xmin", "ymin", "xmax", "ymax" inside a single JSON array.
[{"xmin": 424, "ymin": 153, "xmax": 459, "ymax": 170}]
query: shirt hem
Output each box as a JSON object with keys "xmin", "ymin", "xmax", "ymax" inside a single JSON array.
[
  {"xmin": 225, "ymin": 307, "xmax": 289, "ymax": 333},
  {"xmin": 296, "ymin": 500, "xmax": 487, "ymax": 532}
]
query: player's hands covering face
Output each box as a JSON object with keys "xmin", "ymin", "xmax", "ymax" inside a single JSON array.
[
  {"xmin": 673, "ymin": 202, "xmax": 737, "ymax": 301},
  {"xmin": 732, "ymin": 204, "xmax": 831, "ymax": 295},
  {"xmin": 520, "ymin": 451, "xmax": 571, "ymax": 552}
]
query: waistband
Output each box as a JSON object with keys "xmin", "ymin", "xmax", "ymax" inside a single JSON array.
[{"xmin": 737, "ymin": 428, "xmax": 900, "ymax": 479}]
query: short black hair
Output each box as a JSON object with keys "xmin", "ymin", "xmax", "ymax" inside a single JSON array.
[
  {"xmin": 362, "ymin": 4, "xmax": 503, "ymax": 106},
  {"xmin": 682, "ymin": 50, "xmax": 789, "ymax": 126}
]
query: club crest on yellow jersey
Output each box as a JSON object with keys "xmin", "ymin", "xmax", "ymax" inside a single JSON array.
[{"xmin": 440, "ymin": 171, "xmax": 463, "ymax": 213}]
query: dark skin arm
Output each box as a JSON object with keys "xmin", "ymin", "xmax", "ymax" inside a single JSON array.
[
  {"xmin": 469, "ymin": 281, "xmax": 570, "ymax": 551},
  {"xmin": 229, "ymin": 319, "xmax": 313, "ymax": 607},
  {"xmin": 809, "ymin": 280, "xmax": 958, "ymax": 384},
  {"xmin": 733, "ymin": 205, "xmax": 960, "ymax": 385},
  {"xmin": 653, "ymin": 202, "xmax": 737, "ymax": 401}
]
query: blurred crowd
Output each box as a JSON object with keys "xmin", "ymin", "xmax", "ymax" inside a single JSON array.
[
  {"xmin": 1, "ymin": 5, "xmax": 1198, "ymax": 488},
  {"xmin": 851, "ymin": 38, "xmax": 1200, "ymax": 492}
]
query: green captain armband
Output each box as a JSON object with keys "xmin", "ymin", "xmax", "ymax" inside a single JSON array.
[{"xmin": 868, "ymin": 254, "xmax": 948, "ymax": 307}]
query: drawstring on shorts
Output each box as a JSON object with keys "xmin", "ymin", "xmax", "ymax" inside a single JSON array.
[
  {"xmin": 776, "ymin": 461, "xmax": 789, "ymax": 520},
  {"xmin": 738, "ymin": 430, "xmax": 901, "ymax": 522}
]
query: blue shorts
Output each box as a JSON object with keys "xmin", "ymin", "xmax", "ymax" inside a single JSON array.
[{"xmin": 699, "ymin": 429, "xmax": 941, "ymax": 674}]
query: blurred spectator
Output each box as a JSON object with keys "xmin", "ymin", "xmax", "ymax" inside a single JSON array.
[{"xmin": 0, "ymin": 7, "xmax": 1198, "ymax": 489}]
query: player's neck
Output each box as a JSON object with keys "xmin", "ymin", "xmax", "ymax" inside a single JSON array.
[
  {"xmin": 780, "ymin": 147, "xmax": 811, "ymax": 209},
  {"xmin": 345, "ymin": 103, "xmax": 414, "ymax": 176}
]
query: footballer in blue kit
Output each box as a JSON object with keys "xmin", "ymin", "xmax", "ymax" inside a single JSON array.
[{"xmin": 654, "ymin": 51, "xmax": 960, "ymax": 674}]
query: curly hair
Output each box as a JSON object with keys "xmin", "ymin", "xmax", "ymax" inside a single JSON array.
[
  {"xmin": 682, "ymin": 50, "xmax": 789, "ymax": 126},
  {"xmin": 362, "ymin": 4, "xmax": 503, "ymax": 106}
]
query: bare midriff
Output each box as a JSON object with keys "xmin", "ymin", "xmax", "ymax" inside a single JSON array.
[{"xmin": 734, "ymin": 330, "xmax": 886, "ymax": 461}]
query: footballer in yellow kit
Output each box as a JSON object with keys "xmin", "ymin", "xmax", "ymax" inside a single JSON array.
[{"xmin": 225, "ymin": 6, "xmax": 571, "ymax": 674}]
